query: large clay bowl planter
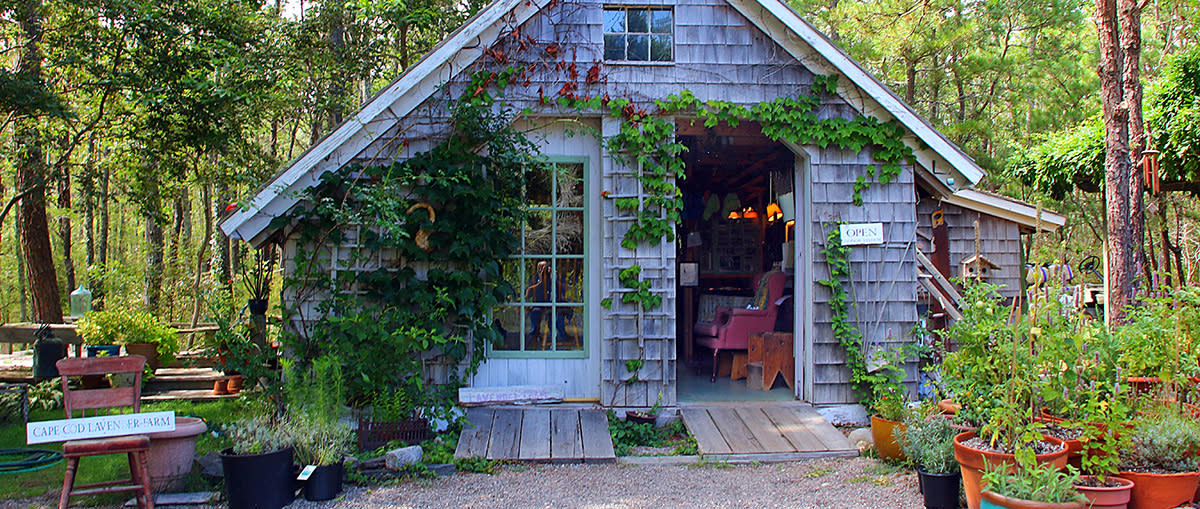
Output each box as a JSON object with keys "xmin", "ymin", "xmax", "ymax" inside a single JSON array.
[
  {"xmin": 939, "ymin": 399, "xmax": 960, "ymax": 415},
  {"xmin": 871, "ymin": 415, "xmax": 907, "ymax": 462},
  {"xmin": 1034, "ymin": 417, "xmax": 1089, "ymax": 469},
  {"xmin": 1074, "ymin": 475, "xmax": 1133, "ymax": 509},
  {"xmin": 980, "ymin": 490, "xmax": 1085, "ymax": 509},
  {"xmin": 1118, "ymin": 470, "xmax": 1200, "ymax": 509},
  {"xmin": 955, "ymin": 431, "xmax": 1069, "ymax": 509},
  {"xmin": 146, "ymin": 417, "xmax": 207, "ymax": 491},
  {"xmin": 124, "ymin": 343, "xmax": 161, "ymax": 371}
]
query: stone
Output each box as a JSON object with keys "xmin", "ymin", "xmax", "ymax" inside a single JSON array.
[
  {"xmin": 124, "ymin": 492, "xmax": 219, "ymax": 507},
  {"xmin": 815, "ymin": 404, "xmax": 869, "ymax": 427},
  {"xmin": 196, "ymin": 452, "xmax": 222, "ymax": 478},
  {"xmin": 847, "ymin": 427, "xmax": 874, "ymax": 453},
  {"xmin": 385, "ymin": 445, "xmax": 423, "ymax": 470},
  {"xmin": 429, "ymin": 463, "xmax": 456, "ymax": 477}
]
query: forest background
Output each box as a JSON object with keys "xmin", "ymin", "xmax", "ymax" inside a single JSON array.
[{"xmin": 0, "ymin": 0, "xmax": 1197, "ymax": 324}]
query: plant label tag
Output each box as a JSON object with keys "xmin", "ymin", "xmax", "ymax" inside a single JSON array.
[{"xmin": 297, "ymin": 465, "xmax": 317, "ymax": 481}]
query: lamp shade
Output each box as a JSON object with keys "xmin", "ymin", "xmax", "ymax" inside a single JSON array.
[{"xmin": 778, "ymin": 192, "xmax": 795, "ymax": 223}]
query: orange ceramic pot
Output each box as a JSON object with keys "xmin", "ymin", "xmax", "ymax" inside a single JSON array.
[
  {"xmin": 939, "ymin": 399, "xmax": 961, "ymax": 415},
  {"xmin": 871, "ymin": 415, "xmax": 907, "ymax": 463},
  {"xmin": 1118, "ymin": 470, "xmax": 1200, "ymax": 509},
  {"xmin": 1074, "ymin": 476, "xmax": 1133, "ymax": 509},
  {"xmin": 955, "ymin": 431, "xmax": 1069, "ymax": 509}
]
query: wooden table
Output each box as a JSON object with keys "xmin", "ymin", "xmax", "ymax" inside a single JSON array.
[{"xmin": 748, "ymin": 332, "xmax": 795, "ymax": 391}]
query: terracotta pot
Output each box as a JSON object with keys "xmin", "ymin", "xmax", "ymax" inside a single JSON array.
[
  {"xmin": 1125, "ymin": 377, "xmax": 1162, "ymax": 396},
  {"xmin": 124, "ymin": 343, "xmax": 161, "ymax": 371},
  {"xmin": 1034, "ymin": 417, "xmax": 1086, "ymax": 469},
  {"xmin": 939, "ymin": 399, "xmax": 960, "ymax": 415},
  {"xmin": 1118, "ymin": 470, "xmax": 1200, "ymax": 509},
  {"xmin": 955, "ymin": 431, "xmax": 1069, "ymax": 509},
  {"xmin": 871, "ymin": 415, "xmax": 907, "ymax": 462},
  {"xmin": 213, "ymin": 378, "xmax": 229, "ymax": 395},
  {"xmin": 227, "ymin": 375, "xmax": 244, "ymax": 393},
  {"xmin": 1074, "ymin": 476, "xmax": 1133, "ymax": 509},
  {"xmin": 980, "ymin": 490, "xmax": 1085, "ymax": 509},
  {"xmin": 146, "ymin": 417, "xmax": 208, "ymax": 491}
]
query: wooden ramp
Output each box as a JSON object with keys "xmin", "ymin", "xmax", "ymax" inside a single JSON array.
[
  {"xmin": 681, "ymin": 404, "xmax": 859, "ymax": 461},
  {"xmin": 454, "ymin": 407, "xmax": 616, "ymax": 463}
]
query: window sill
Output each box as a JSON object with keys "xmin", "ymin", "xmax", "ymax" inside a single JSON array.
[
  {"xmin": 487, "ymin": 350, "xmax": 590, "ymax": 359},
  {"xmin": 604, "ymin": 61, "xmax": 676, "ymax": 67}
]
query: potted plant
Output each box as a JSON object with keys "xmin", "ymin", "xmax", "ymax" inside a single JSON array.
[
  {"xmin": 282, "ymin": 355, "xmax": 352, "ymax": 501},
  {"xmin": 626, "ymin": 392, "xmax": 662, "ymax": 425},
  {"xmin": 867, "ymin": 346, "xmax": 916, "ymax": 464},
  {"xmin": 1116, "ymin": 410, "xmax": 1200, "ymax": 509},
  {"xmin": 1070, "ymin": 378, "xmax": 1135, "ymax": 509},
  {"xmin": 979, "ymin": 458, "xmax": 1086, "ymax": 509},
  {"xmin": 242, "ymin": 246, "xmax": 276, "ymax": 316},
  {"xmin": 77, "ymin": 309, "xmax": 179, "ymax": 372},
  {"xmin": 219, "ymin": 416, "xmax": 295, "ymax": 509},
  {"xmin": 359, "ymin": 382, "xmax": 431, "ymax": 451},
  {"xmin": 900, "ymin": 406, "xmax": 960, "ymax": 509}
]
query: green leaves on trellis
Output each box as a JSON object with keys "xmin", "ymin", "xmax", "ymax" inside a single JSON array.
[{"xmin": 816, "ymin": 226, "xmax": 875, "ymax": 409}]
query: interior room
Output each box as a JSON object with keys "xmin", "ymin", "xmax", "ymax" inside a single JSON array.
[{"xmin": 675, "ymin": 121, "xmax": 798, "ymax": 402}]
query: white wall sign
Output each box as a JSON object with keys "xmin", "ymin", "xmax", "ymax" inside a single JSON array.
[
  {"xmin": 839, "ymin": 222, "xmax": 884, "ymax": 246},
  {"xmin": 27, "ymin": 411, "xmax": 176, "ymax": 444}
]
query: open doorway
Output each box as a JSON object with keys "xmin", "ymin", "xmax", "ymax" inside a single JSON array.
[{"xmin": 675, "ymin": 121, "xmax": 799, "ymax": 403}]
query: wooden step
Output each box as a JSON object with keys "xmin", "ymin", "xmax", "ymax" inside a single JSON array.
[
  {"xmin": 141, "ymin": 389, "xmax": 240, "ymax": 402},
  {"xmin": 145, "ymin": 368, "xmax": 226, "ymax": 391}
]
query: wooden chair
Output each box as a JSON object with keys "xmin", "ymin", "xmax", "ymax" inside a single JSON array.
[{"xmin": 55, "ymin": 356, "xmax": 154, "ymax": 509}]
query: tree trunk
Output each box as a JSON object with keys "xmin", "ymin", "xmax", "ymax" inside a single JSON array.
[
  {"xmin": 14, "ymin": 176, "xmax": 28, "ymax": 322},
  {"xmin": 216, "ymin": 184, "xmax": 233, "ymax": 296},
  {"xmin": 188, "ymin": 185, "xmax": 214, "ymax": 348},
  {"xmin": 904, "ymin": 55, "xmax": 917, "ymax": 105},
  {"xmin": 1096, "ymin": 0, "xmax": 1133, "ymax": 325},
  {"xmin": 1120, "ymin": 0, "xmax": 1146, "ymax": 294},
  {"xmin": 95, "ymin": 162, "xmax": 109, "ymax": 308},
  {"xmin": 143, "ymin": 179, "xmax": 165, "ymax": 314},
  {"xmin": 58, "ymin": 162, "xmax": 75, "ymax": 292},
  {"xmin": 14, "ymin": 0, "xmax": 63, "ymax": 324}
]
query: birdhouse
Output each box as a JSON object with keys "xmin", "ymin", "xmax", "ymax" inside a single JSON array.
[{"xmin": 961, "ymin": 254, "xmax": 1000, "ymax": 280}]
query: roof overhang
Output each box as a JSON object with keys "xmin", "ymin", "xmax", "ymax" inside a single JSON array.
[{"xmin": 943, "ymin": 188, "xmax": 1065, "ymax": 233}]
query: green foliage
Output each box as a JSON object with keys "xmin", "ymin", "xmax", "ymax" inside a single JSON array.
[
  {"xmin": 27, "ymin": 378, "xmax": 63, "ymax": 412},
  {"xmin": 283, "ymin": 355, "xmax": 353, "ymax": 466},
  {"xmin": 811, "ymin": 74, "xmax": 840, "ymax": 96},
  {"xmin": 899, "ymin": 411, "xmax": 958, "ymax": 474},
  {"xmin": 605, "ymin": 411, "xmax": 696, "ymax": 456},
  {"xmin": 76, "ymin": 309, "xmax": 179, "ymax": 364},
  {"xmin": 281, "ymin": 78, "xmax": 537, "ymax": 407},
  {"xmin": 1004, "ymin": 120, "xmax": 1105, "ymax": 200},
  {"xmin": 224, "ymin": 415, "xmax": 294, "ymax": 455},
  {"xmin": 939, "ymin": 280, "xmax": 1020, "ymax": 428},
  {"xmin": 980, "ymin": 460, "xmax": 1084, "ymax": 504},
  {"xmin": 1112, "ymin": 287, "xmax": 1200, "ymax": 380},
  {"xmin": 454, "ymin": 456, "xmax": 498, "ymax": 474},
  {"xmin": 1120, "ymin": 409, "xmax": 1200, "ymax": 473}
]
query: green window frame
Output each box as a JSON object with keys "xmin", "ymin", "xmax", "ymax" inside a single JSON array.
[{"xmin": 490, "ymin": 158, "xmax": 589, "ymax": 359}]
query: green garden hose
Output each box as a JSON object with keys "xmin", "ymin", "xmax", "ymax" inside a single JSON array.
[{"xmin": 0, "ymin": 449, "xmax": 63, "ymax": 474}]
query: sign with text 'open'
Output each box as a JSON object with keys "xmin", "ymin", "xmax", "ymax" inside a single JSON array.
[
  {"xmin": 839, "ymin": 222, "xmax": 884, "ymax": 246},
  {"xmin": 27, "ymin": 411, "xmax": 175, "ymax": 444}
]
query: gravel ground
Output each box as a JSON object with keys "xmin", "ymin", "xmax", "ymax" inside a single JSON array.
[
  {"xmin": 289, "ymin": 456, "xmax": 923, "ymax": 509},
  {"xmin": 0, "ymin": 457, "xmax": 922, "ymax": 508}
]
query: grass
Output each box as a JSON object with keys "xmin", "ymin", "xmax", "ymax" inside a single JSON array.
[
  {"xmin": 0, "ymin": 396, "xmax": 268, "ymax": 505},
  {"xmin": 801, "ymin": 465, "xmax": 833, "ymax": 478}
]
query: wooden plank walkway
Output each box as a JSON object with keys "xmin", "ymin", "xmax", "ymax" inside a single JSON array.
[
  {"xmin": 681, "ymin": 404, "xmax": 858, "ymax": 461},
  {"xmin": 454, "ymin": 407, "xmax": 615, "ymax": 463}
]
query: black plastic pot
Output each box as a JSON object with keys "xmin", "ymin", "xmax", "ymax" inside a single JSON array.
[
  {"xmin": 247, "ymin": 298, "xmax": 269, "ymax": 315},
  {"xmin": 917, "ymin": 470, "xmax": 960, "ymax": 509},
  {"xmin": 304, "ymin": 461, "xmax": 344, "ymax": 501},
  {"xmin": 220, "ymin": 446, "xmax": 295, "ymax": 509}
]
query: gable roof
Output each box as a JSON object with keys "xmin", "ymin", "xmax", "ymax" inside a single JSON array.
[{"xmin": 221, "ymin": 0, "xmax": 1009, "ymax": 244}]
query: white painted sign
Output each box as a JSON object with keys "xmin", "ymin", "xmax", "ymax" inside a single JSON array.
[
  {"xmin": 839, "ymin": 223, "xmax": 884, "ymax": 246},
  {"xmin": 27, "ymin": 411, "xmax": 175, "ymax": 444}
]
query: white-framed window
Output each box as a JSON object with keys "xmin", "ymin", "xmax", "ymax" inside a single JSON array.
[
  {"xmin": 604, "ymin": 6, "xmax": 674, "ymax": 62},
  {"xmin": 492, "ymin": 161, "xmax": 587, "ymax": 356}
]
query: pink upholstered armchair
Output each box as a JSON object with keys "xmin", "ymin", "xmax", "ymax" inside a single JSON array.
[{"xmin": 694, "ymin": 271, "xmax": 787, "ymax": 382}]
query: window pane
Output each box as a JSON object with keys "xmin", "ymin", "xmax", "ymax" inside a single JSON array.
[
  {"xmin": 604, "ymin": 34, "xmax": 625, "ymax": 60},
  {"xmin": 627, "ymin": 34, "xmax": 649, "ymax": 60},
  {"xmin": 525, "ymin": 167, "xmax": 552, "ymax": 206},
  {"xmin": 502, "ymin": 259, "xmax": 522, "ymax": 299},
  {"xmin": 650, "ymin": 35, "xmax": 673, "ymax": 61},
  {"xmin": 494, "ymin": 306, "xmax": 521, "ymax": 350},
  {"xmin": 603, "ymin": 9, "xmax": 624, "ymax": 32},
  {"xmin": 526, "ymin": 305, "xmax": 552, "ymax": 350},
  {"xmin": 557, "ymin": 258, "xmax": 584, "ymax": 302},
  {"xmin": 557, "ymin": 163, "xmax": 583, "ymax": 208},
  {"xmin": 556, "ymin": 211, "xmax": 584, "ymax": 255},
  {"xmin": 556, "ymin": 306, "xmax": 584, "ymax": 350},
  {"xmin": 523, "ymin": 210, "xmax": 552, "ymax": 254},
  {"xmin": 651, "ymin": 10, "xmax": 672, "ymax": 33},
  {"xmin": 627, "ymin": 9, "xmax": 648, "ymax": 32},
  {"xmin": 525, "ymin": 260, "xmax": 552, "ymax": 302}
]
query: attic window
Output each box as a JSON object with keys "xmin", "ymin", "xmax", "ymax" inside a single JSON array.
[{"xmin": 603, "ymin": 7, "xmax": 673, "ymax": 62}]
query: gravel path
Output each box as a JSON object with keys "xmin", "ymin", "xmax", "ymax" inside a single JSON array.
[{"xmin": 290, "ymin": 456, "xmax": 923, "ymax": 509}]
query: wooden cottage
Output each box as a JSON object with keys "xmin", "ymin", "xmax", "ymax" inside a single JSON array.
[{"xmin": 220, "ymin": 0, "xmax": 1064, "ymax": 408}]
